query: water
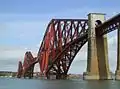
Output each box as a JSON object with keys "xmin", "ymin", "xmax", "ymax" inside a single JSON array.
[{"xmin": 0, "ymin": 78, "xmax": 120, "ymax": 89}]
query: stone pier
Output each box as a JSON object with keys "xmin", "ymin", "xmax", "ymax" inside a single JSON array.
[
  {"xmin": 83, "ymin": 13, "xmax": 112, "ymax": 80},
  {"xmin": 115, "ymin": 24, "xmax": 120, "ymax": 80}
]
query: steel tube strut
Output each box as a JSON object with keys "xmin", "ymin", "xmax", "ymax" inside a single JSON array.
[{"xmin": 17, "ymin": 13, "xmax": 120, "ymax": 79}]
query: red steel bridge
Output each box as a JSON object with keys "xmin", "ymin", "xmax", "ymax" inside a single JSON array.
[{"xmin": 17, "ymin": 13, "xmax": 120, "ymax": 80}]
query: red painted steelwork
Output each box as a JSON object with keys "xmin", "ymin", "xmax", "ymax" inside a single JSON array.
[
  {"xmin": 17, "ymin": 51, "xmax": 37, "ymax": 78},
  {"xmin": 37, "ymin": 19, "xmax": 88, "ymax": 78},
  {"xmin": 17, "ymin": 13, "xmax": 120, "ymax": 79},
  {"xmin": 39, "ymin": 14, "xmax": 120, "ymax": 78},
  {"xmin": 17, "ymin": 61, "xmax": 23, "ymax": 78},
  {"xmin": 22, "ymin": 51, "xmax": 37, "ymax": 78}
]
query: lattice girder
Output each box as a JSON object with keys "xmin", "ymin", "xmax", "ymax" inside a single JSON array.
[{"xmin": 38, "ymin": 19, "xmax": 88, "ymax": 77}]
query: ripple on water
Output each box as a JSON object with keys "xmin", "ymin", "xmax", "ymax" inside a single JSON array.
[{"xmin": 0, "ymin": 78, "xmax": 120, "ymax": 89}]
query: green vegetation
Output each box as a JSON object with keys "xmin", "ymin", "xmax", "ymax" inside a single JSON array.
[{"xmin": 0, "ymin": 71, "xmax": 17, "ymax": 77}]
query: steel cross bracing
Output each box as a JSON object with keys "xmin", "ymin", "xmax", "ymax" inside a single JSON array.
[
  {"xmin": 17, "ymin": 51, "xmax": 38, "ymax": 78},
  {"xmin": 39, "ymin": 14, "xmax": 120, "ymax": 79},
  {"xmin": 46, "ymin": 33, "xmax": 88, "ymax": 79},
  {"xmin": 17, "ymin": 61, "xmax": 23, "ymax": 78},
  {"xmin": 37, "ymin": 19, "xmax": 88, "ymax": 78},
  {"xmin": 96, "ymin": 13, "xmax": 120, "ymax": 35},
  {"xmin": 22, "ymin": 52, "xmax": 38, "ymax": 78},
  {"xmin": 17, "ymin": 13, "xmax": 120, "ymax": 79}
]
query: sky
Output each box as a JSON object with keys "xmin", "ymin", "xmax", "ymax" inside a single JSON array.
[{"xmin": 0, "ymin": 0, "xmax": 120, "ymax": 74}]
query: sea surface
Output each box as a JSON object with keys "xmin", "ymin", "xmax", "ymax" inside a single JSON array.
[{"xmin": 0, "ymin": 78, "xmax": 120, "ymax": 89}]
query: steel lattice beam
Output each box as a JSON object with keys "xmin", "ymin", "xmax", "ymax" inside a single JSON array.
[
  {"xmin": 17, "ymin": 51, "xmax": 37, "ymax": 78},
  {"xmin": 96, "ymin": 13, "xmax": 120, "ymax": 35},
  {"xmin": 37, "ymin": 19, "xmax": 88, "ymax": 78},
  {"xmin": 17, "ymin": 61, "xmax": 23, "ymax": 78},
  {"xmin": 17, "ymin": 13, "xmax": 120, "ymax": 79}
]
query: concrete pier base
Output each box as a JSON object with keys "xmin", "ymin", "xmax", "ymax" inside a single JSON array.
[
  {"xmin": 83, "ymin": 13, "xmax": 112, "ymax": 80},
  {"xmin": 83, "ymin": 72, "xmax": 112, "ymax": 80},
  {"xmin": 83, "ymin": 72, "xmax": 99, "ymax": 80},
  {"xmin": 115, "ymin": 26, "xmax": 120, "ymax": 80},
  {"xmin": 115, "ymin": 70, "xmax": 120, "ymax": 80}
]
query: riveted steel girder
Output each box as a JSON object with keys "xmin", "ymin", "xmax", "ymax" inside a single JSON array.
[
  {"xmin": 17, "ymin": 13, "xmax": 120, "ymax": 79},
  {"xmin": 96, "ymin": 13, "xmax": 120, "ymax": 35},
  {"xmin": 17, "ymin": 61, "xmax": 23, "ymax": 78},
  {"xmin": 17, "ymin": 51, "xmax": 37, "ymax": 78},
  {"xmin": 37, "ymin": 19, "xmax": 88, "ymax": 78}
]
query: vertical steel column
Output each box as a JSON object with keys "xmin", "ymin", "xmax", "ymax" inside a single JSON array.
[{"xmin": 17, "ymin": 61, "xmax": 23, "ymax": 78}]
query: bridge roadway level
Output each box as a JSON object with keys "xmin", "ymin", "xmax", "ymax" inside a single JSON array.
[{"xmin": 83, "ymin": 13, "xmax": 112, "ymax": 80}]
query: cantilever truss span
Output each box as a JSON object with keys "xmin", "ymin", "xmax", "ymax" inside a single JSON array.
[
  {"xmin": 17, "ymin": 13, "xmax": 120, "ymax": 79},
  {"xmin": 37, "ymin": 19, "xmax": 88, "ymax": 79}
]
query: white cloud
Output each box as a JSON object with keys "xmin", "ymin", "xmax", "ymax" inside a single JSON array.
[
  {"xmin": 0, "ymin": 45, "xmax": 39, "ymax": 71},
  {"xmin": 0, "ymin": 46, "xmax": 25, "ymax": 59},
  {"xmin": 0, "ymin": 45, "xmax": 38, "ymax": 59},
  {"xmin": 34, "ymin": 63, "xmax": 40, "ymax": 72}
]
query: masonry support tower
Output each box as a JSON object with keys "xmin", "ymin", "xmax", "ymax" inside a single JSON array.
[
  {"xmin": 83, "ymin": 13, "xmax": 112, "ymax": 80},
  {"xmin": 115, "ymin": 25, "xmax": 120, "ymax": 80}
]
